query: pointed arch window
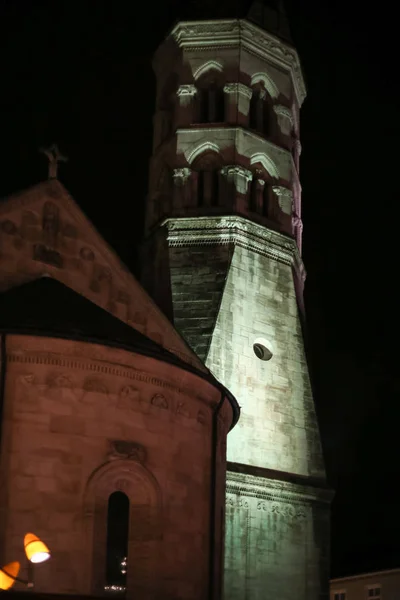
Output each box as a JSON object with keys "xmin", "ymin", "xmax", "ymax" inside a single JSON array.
[
  {"xmin": 262, "ymin": 183, "xmax": 270, "ymax": 218},
  {"xmin": 196, "ymin": 169, "xmax": 220, "ymax": 207},
  {"xmin": 249, "ymin": 87, "xmax": 271, "ymax": 137},
  {"xmin": 106, "ymin": 491, "xmax": 129, "ymax": 590},
  {"xmin": 249, "ymin": 177, "xmax": 258, "ymax": 212},
  {"xmin": 197, "ymin": 81, "xmax": 225, "ymax": 124},
  {"xmin": 249, "ymin": 175, "xmax": 271, "ymax": 218},
  {"xmin": 197, "ymin": 171, "xmax": 205, "ymax": 206}
]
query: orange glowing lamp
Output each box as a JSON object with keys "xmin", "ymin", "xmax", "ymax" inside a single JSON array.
[
  {"xmin": 0, "ymin": 533, "xmax": 50, "ymax": 591},
  {"xmin": 0, "ymin": 562, "xmax": 21, "ymax": 590},
  {"xmin": 24, "ymin": 533, "xmax": 50, "ymax": 564}
]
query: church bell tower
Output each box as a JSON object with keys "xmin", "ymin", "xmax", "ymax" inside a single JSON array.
[{"xmin": 142, "ymin": 4, "xmax": 331, "ymax": 599}]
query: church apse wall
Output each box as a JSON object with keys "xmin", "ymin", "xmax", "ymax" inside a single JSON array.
[{"xmin": 0, "ymin": 334, "xmax": 234, "ymax": 600}]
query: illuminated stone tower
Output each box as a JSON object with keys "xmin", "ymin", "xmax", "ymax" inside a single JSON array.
[{"xmin": 142, "ymin": 2, "xmax": 331, "ymax": 599}]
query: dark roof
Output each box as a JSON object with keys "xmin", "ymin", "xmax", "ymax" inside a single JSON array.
[
  {"xmin": 176, "ymin": 0, "xmax": 292, "ymax": 44},
  {"xmin": 0, "ymin": 277, "xmax": 240, "ymax": 427},
  {"xmin": 0, "ymin": 276, "xmax": 184, "ymax": 363}
]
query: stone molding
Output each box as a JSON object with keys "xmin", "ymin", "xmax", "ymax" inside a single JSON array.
[
  {"xmin": 178, "ymin": 127, "xmax": 290, "ymax": 180},
  {"xmin": 226, "ymin": 470, "xmax": 333, "ymax": 507},
  {"xmin": 170, "ymin": 20, "xmax": 306, "ymax": 105},
  {"xmin": 164, "ymin": 215, "xmax": 306, "ymax": 281},
  {"xmin": 273, "ymin": 104, "xmax": 294, "ymax": 135},
  {"xmin": 273, "ymin": 104, "xmax": 293, "ymax": 123},
  {"xmin": 176, "ymin": 84, "xmax": 197, "ymax": 107},
  {"xmin": 223, "ymin": 82, "xmax": 252, "ymax": 99},
  {"xmin": 7, "ymin": 351, "xmax": 212, "ymax": 410},
  {"xmin": 295, "ymin": 139, "xmax": 302, "ymax": 156},
  {"xmin": 177, "ymin": 84, "xmax": 197, "ymax": 97},
  {"xmin": 221, "ymin": 165, "xmax": 252, "ymax": 194},
  {"xmin": 272, "ymin": 185, "xmax": 293, "ymax": 215}
]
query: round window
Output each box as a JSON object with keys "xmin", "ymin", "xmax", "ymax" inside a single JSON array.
[{"xmin": 253, "ymin": 338, "xmax": 273, "ymax": 361}]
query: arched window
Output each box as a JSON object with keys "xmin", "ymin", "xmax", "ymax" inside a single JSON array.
[
  {"xmin": 248, "ymin": 175, "xmax": 270, "ymax": 218},
  {"xmin": 197, "ymin": 79, "xmax": 225, "ymax": 124},
  {"xmin": 249, "ymin": 87, "xmax": 271, "ymax": 137},
  {"xmin": 196, "ymin": 170, "xmax": 220, "ymax": 206},
  {"xmin": 249, "ymin": 177, "xmax": 258, "ymax": 212},
  {"xmin": 197, "ymin": 171, "xmax": 205, "ymax": 206},
  {"xmin": 106, "ymin": 491, "xmax": 130, "ymax": 590},
  {"xmin": 262, "ymin": 183, "xmax": 270, "ymax": 218}
]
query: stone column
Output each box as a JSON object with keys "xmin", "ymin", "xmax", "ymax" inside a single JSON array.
[
  {"xmin": 172, "ymin": 168, "xmax": 191, "ymax": 208},
  {"xmin": 223, "ymin": 83, "xmax": 252, "ymax": 124}
]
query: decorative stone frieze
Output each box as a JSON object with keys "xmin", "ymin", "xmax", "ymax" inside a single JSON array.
[
  {"xmin": 221, "ymin": 165, "xmax": 252, "ymax": 195},
  {"xmin": 164, "ymin": 215, "xmax": 306, "ymax": 281},
  {"xmin": 272, "ymin": 185, "xmax": 293, "ymax": 215},
  {"xmin": 273, "ymin": 104, "xmax": 294, "ymax": 136},
  {"xmin": 176, "ymin": 84, "xmax": 197, "ymax": 107},
  {"xmin": 223, "ymin": 83, "xmax": 252, "ymax": 99},
  {"xmin": 226, "ymin": 470, "xmax": 333, "ymax": 507}
]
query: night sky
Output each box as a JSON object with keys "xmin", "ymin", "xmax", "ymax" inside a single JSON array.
[{"xmin": 0, "ymin": 0, "xmax": 399, "ymax": 579}]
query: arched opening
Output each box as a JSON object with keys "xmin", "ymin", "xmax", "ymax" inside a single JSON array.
[
  {"xmin": 193, "ymin": 152, "xmax": 222, "ymax": 207},
  {"xmin": 263, "ymin": 183, "xmax": 270, "ymax": 217},
  {"xmin": 249, "ymin": 177, "xmax": 258, "ymax": 212},
  {"xmin": 248, "ymin": 173, "xmax": 271, "ymax": 218},
  {"xmin": 249, "ymin": 87, "xmax": 271, "ymax": 137},
  {"xmin": 106, "ymin": 491, "xmax": 130, "ymax": 591},
  {"xmin": 196, "ymin": 70, "xmax": 225, "ymax": 124}
]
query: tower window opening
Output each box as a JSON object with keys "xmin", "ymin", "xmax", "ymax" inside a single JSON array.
[
  {"xmin": 210, "ymin": 171, "xmax": 219, "ymax": 206},
  {"xmin": 105, "ymin": 491, "xmax": 129, "ymax": 592},
  {"xmin": 197, "ymin": 84, "xmax": 225, "ymax": 123},
  {"xmin": 249, "ymin": 178, "xmax": 258, "ymax": 212},
  {"xmin": 262, "ymin": 184, "xmax": 270, "ymax": 218},
  {"xmin": 197, "ymin": 171, "xmax": 205, "ymax": 206},
  {"xmin": 249, "ymin": 90, "xmax": 261, "ymax": 130},
  {"xmin": 197, "ymin": 170, "xmax": 220, "ymax": 207}
]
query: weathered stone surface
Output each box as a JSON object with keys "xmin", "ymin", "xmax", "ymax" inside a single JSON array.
[{"xmin": 0, "ymin": 334, "xmax": 234, "ymax": 599}]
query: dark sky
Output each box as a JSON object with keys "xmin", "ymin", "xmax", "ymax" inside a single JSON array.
[{"xmin": 0, "ymin": 0, "xmax": 399, "ymax": 579}]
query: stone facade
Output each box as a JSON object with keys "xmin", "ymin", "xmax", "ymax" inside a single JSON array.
[
  {"xmin": 0, "ymin": 334, "xmax": 235, "ymax": 599},
  {"xmin": 142, "ymin": 15, "xmax": 331, "ymax": 600}
]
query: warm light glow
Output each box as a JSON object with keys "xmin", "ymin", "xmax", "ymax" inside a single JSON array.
[
  {"xmin": 24, "ymin": 533, "xmax": 50, "ymax": 564},
  {"xmin": 0, "ymin": 561, "xmax": 20, "ymax": 590}
]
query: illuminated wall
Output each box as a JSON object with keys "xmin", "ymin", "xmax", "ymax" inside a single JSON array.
[{"xmin": 143, "ymin": 15, "xmax": 332, "ymax": 600}]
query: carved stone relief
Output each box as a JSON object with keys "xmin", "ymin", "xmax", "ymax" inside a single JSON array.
[
  {"xmin": 176, "ymin": 401, "xmax": 190, "ymax": 418},
  {"xmin": 108, "ymin": 440, "xmax": 146, "ymax": 463},
  {"xmin": 151, "ymin": 394, "xmax": 168, "ymax": 409},
  {"xmin": 117, "ymin": 384, "xmax": 140, "ymax": 409}
]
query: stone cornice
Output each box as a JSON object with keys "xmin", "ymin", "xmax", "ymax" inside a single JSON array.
[
  {"xmin": 223, "ymin": 82, "xmax": 252, "ymax": 99},
  {"xmin": 7, "ymin": 350, "xmax": 212, "ymax": 408},
  {"xmin": 163, "ymin": 215, "xmax": 306, "ymax": 281},
  {"xmin": 177, "ymin": 84, "xmax": 197, "ymax": 97},
  {"xmin": 273, "ymin": 104, "xmax": 294, "ymax": 123},
  {"xmin": 170, "ymin": 20, "xmax": 306, "ymax": 105},
  {"xmin": 226, "ymin": 470, "xmax": 333, "ymax": 507}
]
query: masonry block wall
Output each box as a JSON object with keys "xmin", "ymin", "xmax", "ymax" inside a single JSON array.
[
  {"xmin": 0, "ymin": 334, "xmax": 234, "ymax": 600},
  {"xmin": 143, "ymin": 15, "xmax": 332, "ymax": 600}
]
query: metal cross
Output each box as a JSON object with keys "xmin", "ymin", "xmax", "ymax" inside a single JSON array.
[{"xmin": 40, "ymin": 144, "xmax": 68, "ymax": 179}]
